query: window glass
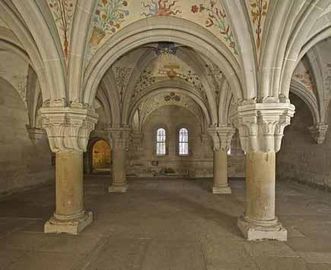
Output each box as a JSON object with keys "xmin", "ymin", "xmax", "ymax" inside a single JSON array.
[
  {"xmin": 179, "ymin": 128, "xmax": 189, "ymax": 155},
  {"xmin": 156, "ymin": 128, "xmax": 166, "ymax": 155}
]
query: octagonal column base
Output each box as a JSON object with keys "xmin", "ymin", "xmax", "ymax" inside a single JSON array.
[
  {"xmin": 44, "ymin": 211, "xmax": 93, "ymax": 235},
  {"xmin": 237, "ymin": 216, "xmax": 287, "ymax": 241},
  {"xmin": 212, "ymin": 185, "xmax": 232, "ymax": 194},
  {"xmin": 108, "ymin": 184, "xmax": 128, "ymax": 193}
]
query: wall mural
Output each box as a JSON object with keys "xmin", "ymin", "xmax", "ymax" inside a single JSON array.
[
  {"xmin": 48, "ymin": 0, "xmax": 75, "ymax": 59},
  {"xmin": 138, "ymin": 91, "xmax": 204, "ymax": 126},
  {"xmin": 294, "ymin": 71, "xmax": 316, "ymax": 93},
  {"xmin": 113, "ymin": 66, "xmax": 133, "ymax": 103},
  {"xmin": 90, "ymin": 0, "xmax": 129, "ymax": 47},
  {"xmin": 142, "ymin": 0, "xmax": 181, "ymax": 16},
  {"xmin": 87, "ymin": 0, "xmax": 239, "ymax": 60},
  {"xmin": 191, "ymin": 1, "xmax": 238, "ymax": 55},
  {"xmin": 246, "ymin": 0, "xmax": 269, "ymax": 56},
  {"xmin": 293, "ymin": 62, "xmax": 316, "ymax": 93}
]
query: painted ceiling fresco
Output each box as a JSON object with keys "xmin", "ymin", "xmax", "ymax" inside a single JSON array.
[
  {"xmin": 293, "ymin": 61, "xmax": 316, "ymax": 94},
  {"xmin": 138, "ymin": 90, "xmax": 204, "ymax": 125},
  {"xmin": 245, "ymin": 0, "xmax": 269, "ymax": 58},
  {"xmin": 88, "ymin": 0, "xmax": 238, "ymax": 58},
  {"xmin": 48, "ymin": 0, "xmax": 76, "ymax": 60},
  {"xmin": 46, "ymin": 1, "xmax": 273, "ymax": 64},
  {"xmin": 131, "ymin": 51, "xmax": 208, "ymax": 103}
]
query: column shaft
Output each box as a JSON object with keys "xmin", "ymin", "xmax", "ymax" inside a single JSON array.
[
  {"xmin": 213, "ymin": 149, "xmax": 231, "ymax": 194},
  {"xmin": 109, "ymin": 146, "xmax": 127, "ymax": 192},
  {"xmin": 238, "ymin": 151, "xmax": 286, "ymax": 241},
  {"xmin": 55, "ymin": 151, "xmax": 84, "ymax": 218},
  {"xmin": 45, "ymin": 150, "xmax": 92, "ymax": 235},
  {"xmin": 246, "ymin": 152, "xmax": 275, "ymax": 221}
]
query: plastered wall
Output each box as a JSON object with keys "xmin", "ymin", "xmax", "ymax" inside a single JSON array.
[
  {"xmin": 277, "ymin": 94, "xmax": 331, "ymax": 189},
  {"xmin": 0, "ymin": 78, "xmax": 53, "ymax": 195}
]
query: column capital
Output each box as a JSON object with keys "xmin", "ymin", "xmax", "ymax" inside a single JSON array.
[
  {"xmin": 40, "ymin": 106, "xmax": 98, "ymax": 153},
  {"xmin": 26, "ymin": 126, "xmax": 46, "ymax": 143},
  {"xmin": 107, "ymin": 127, "xmax": 131, "ymax": 150},
  {"xmin": 308, "ymin": 123, "xmax": 328, "ymax": 144},
  {"xmin": 233, "ymin": 102, "xmax": 295, "ymax": 153},
  {"xmin": 207, "ymin": 126, "xmax": 235, "ymax": 151}
]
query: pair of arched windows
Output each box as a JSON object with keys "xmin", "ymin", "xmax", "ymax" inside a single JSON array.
[{"xmin": 156, "ymin": 128, "xmax": 189, "ymax": 156}]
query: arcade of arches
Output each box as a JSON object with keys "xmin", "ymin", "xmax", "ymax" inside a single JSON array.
[{"xmin": 2, "ymin": 1, "xmax": 331, "ymax": 269}]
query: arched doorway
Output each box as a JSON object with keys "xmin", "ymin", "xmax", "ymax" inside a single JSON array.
[{"xmin": 92, "ymin": 139, "xmax": 111, "ymax": 174}]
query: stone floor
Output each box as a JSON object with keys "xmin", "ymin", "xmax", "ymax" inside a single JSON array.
[{"xmin": 1, "ymin": 176, "xmax": 331, "ymax": 270}]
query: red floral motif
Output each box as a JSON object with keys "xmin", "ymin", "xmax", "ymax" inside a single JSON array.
[{"xmin": 142, "ymin": 0, "xmax": 181, "ymax": 17}]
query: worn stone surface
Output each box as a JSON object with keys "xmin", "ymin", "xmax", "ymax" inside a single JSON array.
[
  {"xmin": 0, "ymin": 177, "xmax": 331, "ymax": 269},
  {"xmin": 278, "ymin": 93, "xmax": 331, "ymax": 189}
]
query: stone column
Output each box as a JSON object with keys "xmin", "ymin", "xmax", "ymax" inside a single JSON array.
[
  {"xmin": 234, "ymin": 102, "xmax": 295, "ymax": 241},
  {"xmin": 40, "ymin": 106, "xmax": 98, "ymax": 235},
  {"xmin": 208, "ymin": 126, "xmax": 234, "ymax": 194},
  {"xmin": 108, "ymin": 128, "xmax": 130, "ymax": 193}
]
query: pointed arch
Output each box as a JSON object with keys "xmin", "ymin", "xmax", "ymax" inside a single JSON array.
[{"xmin": 83, "ymin": 16, "xmax": 243, "ymax": 107}]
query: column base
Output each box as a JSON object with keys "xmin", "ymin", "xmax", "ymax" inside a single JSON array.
[
  {"xmin": 212, "ymin": 185, "xmax": 232, "ymax": 194},
  {"xmin": 44, "ymin": 211, "xmax": 93, "ymax": 235},
  {"xmin": 237, "ymin": 216, "xmax": 287, "ymax": 241},
  {"xmin": 108, "ymin": 184, "xmax": 128, "ymax": 193}
]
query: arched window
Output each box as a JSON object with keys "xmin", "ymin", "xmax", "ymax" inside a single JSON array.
[
  {"xmin": 179, "ymin": 128, "xmax": 189, "ymax": 155},
  {"xmin": 156, "ymin": 128, "xmax": 166, "ymax": 155}
]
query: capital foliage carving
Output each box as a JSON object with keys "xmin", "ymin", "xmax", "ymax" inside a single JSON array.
[
  {"xmin": 40, "ymin": 107, "xmax": 98, "ymax": 152},
  {"xmin": 308, "ymin": 123, "xmax": 328, "ymax": 144},
  {"xmin": 233, "ymin": 102, "xmax": 295, "ymax": 153},
  {"xmin": 108, "ymin": 127, "xmax": 131, "ymax": 150},
  {"xmin": 207, "ymin": 126, "xmax": 235, "ymax": 152}
]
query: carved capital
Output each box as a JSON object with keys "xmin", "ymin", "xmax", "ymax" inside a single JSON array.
[
  {"xmin": 308, "ymin": 123, "xmax": 328, "ymax": 144},
  {"xmin": 40, "ymin": 107, "xmax": 98, "ymax": 153},
  {"xmin": 108, "ymin": 127, "xmax": 131, "ymax": 150},
  {"xmin": 207, "ymin": 126, "xmax": 235, "ymax": 152},
  {"xmin": 26, "ymin": 126, "xmax": 46, "ymax": 143},
  {"xmin": 233, "ymin": 102, "xmax": 295, "ymax": 153}
]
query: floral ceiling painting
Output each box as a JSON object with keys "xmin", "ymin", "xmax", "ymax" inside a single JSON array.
[
  {"xmin": 48, "ymin": 0, "xmax": 75, "ymax": 59},
  {"xmin": 246, "ymin": 0, "xmax": 269, "ymax": 57},
  {"xmin": 293, "ymin": 62, "xmax": 316, "ymax": 94},
  {"xmin": 142, "ymin": 0, "xmax": 181, "ymax": 17},
  {"xmin": 90, "ymin": 0, "xmax": 129, "ymax": 47},
  {"xmin": 191, "ymin": 1, "xmax": 238, "ymax": 55},
  {"xmin": 88, "ymin": 0, "xmax": 239, "ymax": 60}
]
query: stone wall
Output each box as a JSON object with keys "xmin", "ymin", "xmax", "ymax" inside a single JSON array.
[
  {"xmin": 0, "ymin": 78, "xmax": 53, "ymax": 195},
  {"xmin": 127, "ymin": 105, "xmax": 245, "ymax": 178},
  {"xmin": 277, "ymin": 93, "xmax": 331, "ymax": 188}
]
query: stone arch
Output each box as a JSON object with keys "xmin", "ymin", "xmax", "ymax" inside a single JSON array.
[
  {"xmin": 83, "ymin": 16, "xmax": 244, "ymax": 107},
  {"xmin": 86, "ymin": 137, "xmax": 111, "ymax": 174},
  {"xmin": 127, "ymin": 84, "xmax": 211, "ymax": 130},
  {"xmin": 290, "ymin": 79, "xmax": 320, "ymax": 124},
  {"xmin": 121, "ymin": 46, "xmax": 220, "ymax": 126},
  {"xmin": 277, "ymin": 0, "xmax": 331, "ymax": 98},
  {"xmin": 0, "ymin": 1, "xmax": 65, "ymax": 102}
]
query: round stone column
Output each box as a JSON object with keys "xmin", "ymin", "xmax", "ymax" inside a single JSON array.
[
  {"xmin": 41, "ymin": 106, "xmax": 98, "ymax": 235},
  {"xmin": 45, "ymin": 150, "xmax": 93, "ymax": 234},
  {"xmin": 208, "ymin": 126, "xmax": 234, "ymax": 194},
  {"xmin": 108, "ymin": 128, "xmax": 130, "ymax": 193},
  {"xmin": 235, "ymin": 102, "xmax": 295, "ymax": 241},
  {"xmin": 237, "ymin": 151, "xmax": 287, "ymax": 241},
  {"xmin": 213, "ymin": 149, "xmax": 231, "ymax": 194}
]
